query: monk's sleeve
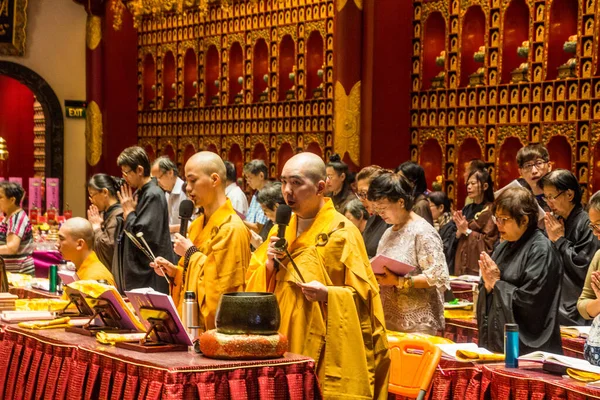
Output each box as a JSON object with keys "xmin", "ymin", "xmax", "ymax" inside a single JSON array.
[{"xmin": 199, "ymin": 225, "xmax": 249, "ymax": 330}]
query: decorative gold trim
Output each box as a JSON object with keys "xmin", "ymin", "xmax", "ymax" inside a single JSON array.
[
  {"xmin": 85, "ymin": 101, "xmax": 103, "ymax": 166},
  {"xmin": 334, "ymin": 81, "xmax": 361, "ymax": 166},
  {"xmin": 86, "ymin": 15, "xmax": 102, "ymax": 51},
  {"xmin": 0, "ymin": 0, "xmax": 28, "ymax": 56},
  {"xmin": 337, "ymin": 0, "xmax": 362, "ymax": 12}
]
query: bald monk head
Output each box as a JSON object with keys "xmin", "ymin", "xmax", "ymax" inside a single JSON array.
[
  {"xmin": 184, "ymin": 151, "xmax": 228, "ymax": 215},
  {"xmin": 280, "ymin": 153, "xmax": 327, "ymax": 219},
  {"xmin": 57, "ymin": 217, "xmax": 94, "ymax": 267}
]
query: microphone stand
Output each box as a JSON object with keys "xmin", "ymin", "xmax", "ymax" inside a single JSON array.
[{"xmin": 274, "ymin": 239, "xmax": 306, "ymax": 283}]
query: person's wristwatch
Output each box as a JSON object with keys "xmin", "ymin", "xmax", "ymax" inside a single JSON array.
[{"xmin": 465, "ymin": 228, "xmax": 473, "ymax": 237}]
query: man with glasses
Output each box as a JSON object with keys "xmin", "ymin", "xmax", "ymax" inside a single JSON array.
[
  {"xmin": 538, "ymin": 169, "xmax": 600, "ymax": 326},
  {"xmin": 114, "ymin": 146, "xmax": 175, "ymax": 294},
  {"xmin": 151, "ymin": 157, "xmax": 191, "ymax": 241},
  {"xmin": 516, "ymin": 144, "xmax": 552, "ymax": 211}
]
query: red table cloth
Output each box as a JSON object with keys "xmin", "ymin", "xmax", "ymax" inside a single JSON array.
[
  {"xmin": 390, "ymin": 359, "xmax": 600, "ymax": 400},
  {"xmin": 0, "ymin": 325, "xmax": 321, "ymax": 400}
]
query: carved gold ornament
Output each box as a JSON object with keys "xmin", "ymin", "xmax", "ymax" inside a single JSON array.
[
  {"xmin": 85, "ymin": 101, "xmax": 103, "ymax": 166},
  {"xmin": 334, "ymin": 81, "xmax": 361, "ymax": 166},
  {"xmin": 0, "ymin": 0, "xmax": 28, "ymax": 56},
  {"xmin": 86, "ymin": 15, "xmax": 102, "ymax": 51},
  {"xmin": 337, "ymin": 0, "xmax": 362, "ymax": 12}
]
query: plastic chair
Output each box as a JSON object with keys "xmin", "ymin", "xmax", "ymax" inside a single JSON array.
[{"xmin": 387, "ymin": 336, "xmax": 442, "ymax": 400}]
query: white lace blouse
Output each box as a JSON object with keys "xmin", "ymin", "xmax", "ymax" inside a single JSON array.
[{"xmin": 376, "ymin": 216, "xmax": 450, "ymax": 334}]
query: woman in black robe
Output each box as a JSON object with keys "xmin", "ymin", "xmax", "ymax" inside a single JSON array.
[
  {"xmin": 477, "ymin": 186, "xmax": 563, "ymax": 355},
  {"xmin": 538, "ymin": 169, "xmax": 600, "ymax": 326}
]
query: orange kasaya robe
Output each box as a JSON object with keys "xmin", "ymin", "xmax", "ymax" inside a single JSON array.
[
  {"xmin": 77, "ymin": 251, "xmax": 117, "ymax": 287},
  {"xmin": 171, "ymin": 199, "xmax": 251, "ymax": 331},
  {"xmin": 247, "ymin": 199, "xmax": 390, "ymax": 400}
]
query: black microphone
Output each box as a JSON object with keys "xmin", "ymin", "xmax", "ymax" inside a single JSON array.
[
  {"xmin": 179, "ymin": 199, "xmax": 195, "ymax": 236},
  {"xmin": 274, "ymin": 204, "xmax": 292, "ymax": 251}
]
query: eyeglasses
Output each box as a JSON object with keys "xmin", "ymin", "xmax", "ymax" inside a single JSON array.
[
  {"xmin": 542, "ymin": 191, "xmax": 564, "ymax": 202},
  {"xmin": 356, "ymin": 191, "xmax": 368, "ymax": 200},
  {"xmin": 590, "ymin": 222, "xmax": 600, "ymax": 233},
  {"xmin": 121, "ymin": 168, "xmax": 134, "ymax": 176},
  {"xmin": 521, "ymin": 160, "xmax": 548, "ymax": 172},
  {"xmin": 492, "ymin": 215, "xmax": 513, "ymax": 226},
  {"xmin": 88, "ymin": 191, "xmax": 101, "ymax": 199}
]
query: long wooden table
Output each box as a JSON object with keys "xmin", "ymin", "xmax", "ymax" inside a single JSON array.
[{"xmin": 0, "ymin": 325, "xmax": 321, "ymax": 400}]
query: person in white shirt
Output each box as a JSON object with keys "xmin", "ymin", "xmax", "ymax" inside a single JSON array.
[
  {"xmin": 151, "ymin": 156, "xmax": 191, "ymax": 240},
  {"xmin": 224, "ymin": 161, "xmax": 249, "ymax": 217}
]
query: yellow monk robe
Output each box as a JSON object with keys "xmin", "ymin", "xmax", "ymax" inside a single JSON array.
[
  {"xmin": 77, "ymin": 251, "xmax": 117, "ymax": 287},
  {"xmin": 171, "ymin": 199, "xmax": 251, "ymax": 331},
  {"xmin": 247, "ymin": 199, "xmax": 390, "ymax": 400}
]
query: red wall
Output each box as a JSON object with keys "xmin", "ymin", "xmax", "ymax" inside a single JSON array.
[{"xmin": 0, "ymin": 76, "xmax": 35, "ymax": 180}]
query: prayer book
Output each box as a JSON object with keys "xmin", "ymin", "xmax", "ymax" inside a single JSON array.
[
  {"xmin": 519, "ymin": 351, "xmax": 600, "ymax": 374},
  {"xmin": 561, "ymin": 326, "xmax": 591, "ymax": 339},
  {"xmin": 58, "ymin": 270, "xmax": 79, "ymax": 285},
  {"xmin": 436, "ymin": 343, "xmax": 503, "ymax": 362},
  {"xmin": 370, "ymin": 254, "xmax": 416, "ymax": 276},
  {"xmin": 1, "ymin": 310, "xmax": 56, "ymax": 322}
]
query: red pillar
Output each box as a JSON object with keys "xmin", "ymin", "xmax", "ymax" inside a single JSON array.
[{"xmin": 361, "ymin": 0, "xmax": 413, "ymax": 169}]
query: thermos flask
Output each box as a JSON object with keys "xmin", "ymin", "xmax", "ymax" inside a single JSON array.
[
  {"xmin": 504, "ymin": 323, "xmax": 519, "ymax": 368},
  {"xmin": 48, "ymin": 265, "xmax": 57, "ymax": 294},
  {"xmin": 183, "ymin": 291, "xmax": 200, "ymax": 339}
]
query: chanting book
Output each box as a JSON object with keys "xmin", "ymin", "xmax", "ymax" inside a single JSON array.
[
  {"xmin": 370, "ymin": 254, "xmax": 416, "ymax": 276},
  {"xmin": 519, "ymin": 351, "xmax": 600, "ymax": 374},
  {"xmin": 126, "ymin": 288, "xmax": 193, "ymax": 346}
]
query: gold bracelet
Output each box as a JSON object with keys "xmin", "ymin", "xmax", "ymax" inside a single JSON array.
[{"xmin": 403, "ymin": 276, "xmax": 414, "ymax": 290}]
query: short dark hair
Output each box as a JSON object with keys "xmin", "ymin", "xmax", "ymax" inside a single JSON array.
[
  {"xmin": 537, "ymin": 169, "xmax": 581, "ymax": 205},
  {"xmin": 117, "ymin": 146, "xmax": 151, "ymax": 177},
  {"xmin": 256, "ymin": 182, "xmax": 285, "ymax": 211},
  {"xmin": 516, "ymin": 144, "xmax": 550, "ymax": 168},
  {"xmin": 0, "ymin": 182, "xmax": 24, "ymax": 204},
  {"xmin": 428, "ymin": 191, "xmax": 451, "ymax": 213},
  {"xmin": 326, "ymin": 153, "xmax": 349, "ymax": 177},
  {"xmin": 492, "ymin": 186, "xmax": 538, "ymax": 229},
  {"xmin": 396, "ymin": 161, "xmax": 427, "ymax": 197},
  {"xmin": 467, "ymin": 168, "xmax": 494, "ymax": 203},
  {"xmin": 343, "ymin": 199, "xmax": 369, "ymax": 221},
  {"xmin": 88, "ymin": 174, "xmax": 122, "ymax": 198},
  {"xmin": 152, "ymin": 156, "xmax": 178, "ymax": 176},
  {"xmin": 243, "ymin": 159, "xmax": 268, "ymax": 179},
  {"xmin": 367, "ymin": 172, "xmax": 414, "ymax": 211},
  {"xmin": 224, "ymin": 161, "xmax": 237, "ymax": 182}
]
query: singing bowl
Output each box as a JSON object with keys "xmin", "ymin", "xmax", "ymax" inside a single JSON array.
[{"xmin": 215, "ymin": 292, "xmax": 281, "ymax": 335}]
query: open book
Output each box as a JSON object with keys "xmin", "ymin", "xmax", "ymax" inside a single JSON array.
[
  {"xmin": 494, "ymin": 179, "xmax": 546, "ymax": 221},
  {"xmin": 371, "ymin": 254, "xmax": 416, "ymax": 276},
  {"xmin": 436, "ymin": 343, "xmax": 504, "ymax": 362},
  {"xmin": 519, "ymin": 351, "xmax": 600, "ymax": 374},
  {"xmin": 126, "ymin": 287, "xmax": 193, "ymax": 346},
  {"xmin": 561, "ymin": 326, "xmax": 591, "ymax": 339}
]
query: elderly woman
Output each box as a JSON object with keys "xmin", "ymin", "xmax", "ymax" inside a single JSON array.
[
  {"xmin": 87, "ymin": 174, "xmax": 124, "ymax": 269},
  {"xmin": 343, "ymin": 199, "xmax": 370, "ymax": 233},
  {"xmin": 428, "ymin": 191, "xmax": 457, "ymax": 275},
  {"xmin": 368, "ymin": 172, "xmax": 449, "ymax": 334},
  {"xmin": 326, "ymin": 154, "xmax": 355, "ymax": 213},
  {"xmin": 478, "ymin": 187, "xmax": 562, "ymax": 354},
  {"xmin": 355, "ymin": 166, "xmax": 391, "ymax": 258},
  {"xmin": 396, "ymin": 161, "xmax": 433, "ymax": 225},
  {"xmin": 0, "ymin": 182, "xmax": 34, "ymax": 275},
  {"xmin": 453, "ymin": 168, "xmax": 498, "ymax": 276},
  {"xmin": 538, "ymin": 169, "xmax": 600, "ymax": 326}
]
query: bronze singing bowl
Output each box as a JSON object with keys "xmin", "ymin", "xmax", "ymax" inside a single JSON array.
[{"xmin": 215, "ymin": 292, "xmax": 281, "ymax": 335}]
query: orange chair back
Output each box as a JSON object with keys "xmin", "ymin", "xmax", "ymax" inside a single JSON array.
[{"xmin": 388, "ymin": 336, "xmax": 442, "ymax": 399}]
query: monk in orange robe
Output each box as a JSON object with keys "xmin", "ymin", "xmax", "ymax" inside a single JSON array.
[
  {"xmin": 57, "ymin": 217, "xmax": 116, "ymax": 287},
  {"xmin": 151, "ymin": 151, "xmax": 250, "ymax": 330},
  {"xmin": 247, "ymin": 153, "xmax": 390, "ymax": 399}
]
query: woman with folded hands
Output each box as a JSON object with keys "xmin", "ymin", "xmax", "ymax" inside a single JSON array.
[
  {"xmin": 477, "ymin": 187, "xmax": 563, "ymax": 354},
  {"xmin": 367, "ymin": 171, "xmax": 449, "ymax": 334}
]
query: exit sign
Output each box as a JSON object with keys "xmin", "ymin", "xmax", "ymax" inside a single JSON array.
[{"xmin": 65, "ymin": 100, "xmax": 87, "ymax": 119}]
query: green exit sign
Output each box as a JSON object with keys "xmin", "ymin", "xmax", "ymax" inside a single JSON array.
[{"xmin": 65, "ymin": 100, "xmax": 87, "ymax": 119}]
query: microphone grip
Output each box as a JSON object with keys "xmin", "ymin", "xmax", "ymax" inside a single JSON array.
[{"xmin": 180, "ymin": 218, "xmax": 189, "ymax": 237}]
